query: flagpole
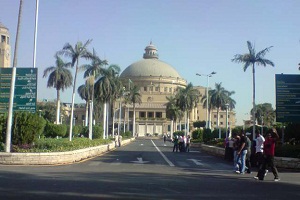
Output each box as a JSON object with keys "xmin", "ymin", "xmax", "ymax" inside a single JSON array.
[{"xmin": 33, "ymin": 0, "xmax": 39, "ymax": 68}]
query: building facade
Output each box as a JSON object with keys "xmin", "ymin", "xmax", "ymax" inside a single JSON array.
[
  {"xmin": 0, "ymin": 22, "xmax": 11, "ymax": 68},
  {"xmin": 118, "ymin": 42, "xmax": 236, "ymax": 136}
]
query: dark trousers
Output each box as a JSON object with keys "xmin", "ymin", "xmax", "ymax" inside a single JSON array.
[
  {"xmin": 186, "ymin": 143, "xmax": 190, "ymax": 152},
  {"xmin": 257, "ymin": 155, "xmax": 279, "ymax": 180},
  {"xmin": 173, "ymin": 144, "xmax": 178, "ymax": 152},
  {"xmin": 245, "ymin": 151, "xmax": 251, "ymax": 173}
]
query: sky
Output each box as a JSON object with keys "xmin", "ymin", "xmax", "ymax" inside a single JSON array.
[{"xmin": 1, "ymin": 0, "xmax": 300, "ymax": 126}]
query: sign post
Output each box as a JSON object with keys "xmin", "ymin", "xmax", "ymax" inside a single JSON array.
[{"xmin": 0, "ymin": 68, "xmax": 37, "ymax": 113}]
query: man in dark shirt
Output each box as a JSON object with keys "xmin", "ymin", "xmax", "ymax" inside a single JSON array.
[{"xmin": 236, "ymin": 130, "xmax": 248, "ymax": 174}]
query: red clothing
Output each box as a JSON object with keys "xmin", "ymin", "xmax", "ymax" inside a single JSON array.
[{"xmin": 264, "ymin": 137, "xmax": 276, "ymax": 156}]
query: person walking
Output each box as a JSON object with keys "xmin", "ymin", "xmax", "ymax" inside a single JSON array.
[
  {"xmin": 256, "ymin": 128, "xmax": 280, "ymax": 181},
  {"xmin": 245, "ymin": 134, "xmax": 252, "ymax": 173},
  {"xmin": 172, "ymin": 135, "xmax": 179, "ymax": 152},
  {"xmin": 186, "ymin": 135, "xmax": 191, "ymax": 152},
  {"xmin": 233, "ymin": 134, "xmax": 240, "ymax": 172},
  {"xmin": 253, "ymin": 130, "xmax": 266, "ymax": 179},
  {"xmin": 163, "ymin": 133, "xmax": 167, "ymax": 146},
  {"xmin": 236, "ymin": 130, "xmax": 247, "ymax": 174}
]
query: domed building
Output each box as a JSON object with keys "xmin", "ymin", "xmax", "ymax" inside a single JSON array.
[
  {"xmin": 119, "ymin": 42, "xmax": 188, "ymax": 136},
  {"xmin": 0, "ymin": 22, "xmax": 11, "ymax": 68},
  {"xmin": 118, "ymin": 42, "xmax": 236, "ymax": 137}
]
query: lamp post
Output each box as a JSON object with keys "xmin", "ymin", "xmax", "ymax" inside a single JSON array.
[
  {"xmin": 225, "ymin": 103, "xmax": 229, "ymax": 138},
  {"xmin": 196, "ymin": 71, "xmax": 216, "ymax": 129}
]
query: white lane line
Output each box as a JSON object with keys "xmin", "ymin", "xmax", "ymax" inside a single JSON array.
[{"xmin": 151, "ymin": 140, "xmax": 175, "ymax": 167}]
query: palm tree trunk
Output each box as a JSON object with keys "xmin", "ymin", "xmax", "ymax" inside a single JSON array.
[
  {"xmin": 217, "ymin": 108, "xmax": 221, "ymax": 138},
  {"xmin": 133, "ymin": 104, "xmax": 136, "ymax": 136},
  {"xmin": 69, "ymin": 60, "xmax": 79, "ymax": 141},
  {"xmin": 88, "ymin": 100, "xmax": 92, "ymax": 139},
  {"xmin": 85, "ymin": 101, "xmax": 88, "ymax": 126},
  {"xmin": 252, "ymin": 64, "xmax": 256, "ymax": 140},
  {"xmin": 103, "ymin": 102, "xmax": 107, "ymax": 139},
  {"xmin": 56, "ymin": 89, "xmax": 60, "ymax": 124}
]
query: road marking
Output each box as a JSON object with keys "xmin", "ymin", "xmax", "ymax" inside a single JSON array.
[
  {"xmin": 131, "ymin": 157, "xmax": 150, "ymax": 164},
  {"xmin": 187, "ymin": 159, "xmax": 204, "ymax": 166},
  {"xmin": 151, "ymin": 140, "xmax": 175, "ymax": 167}
]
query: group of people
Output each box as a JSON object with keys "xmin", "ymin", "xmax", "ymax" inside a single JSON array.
[
  {"xmin": 171, "ymin": 135, "xmax": 191, "ymax": 152},
  {"xmin": 226, "ymin": 128, "xmax": 280, "ymax": 181}
]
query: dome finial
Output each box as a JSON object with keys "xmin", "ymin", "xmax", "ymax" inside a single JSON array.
[{"xmin": 143, "ymin": 42, "xmax": 158, "ymax": 59}]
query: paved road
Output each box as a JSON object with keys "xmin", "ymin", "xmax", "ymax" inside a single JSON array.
[{"xmin": 0, "ymin": 138, "xmax": 299, "ymax": 199}]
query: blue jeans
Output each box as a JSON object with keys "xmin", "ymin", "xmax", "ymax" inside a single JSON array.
[{"xmin": 237, "ymin": 150, "xmax": 247, "ymax": 173}]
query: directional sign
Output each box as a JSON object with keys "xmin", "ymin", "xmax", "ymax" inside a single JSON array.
[
  {"xmin": 0, "ymin": 68, "xmax": 37, "ymax": 113},
  {"xmin": 275, "ymin": 74, "xmax": 300, "ymax": 122}
]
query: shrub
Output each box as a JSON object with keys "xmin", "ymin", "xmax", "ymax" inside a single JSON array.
[
  {"xmin": 0, "ymin": 114, "xmax": 7, "ymax": 143},
  {"xmin": 173, "ymin": 131, "xmax": 185, "ymax": 138},
  {"xmin": 12, "ymin": 112, "xmax": 46, "ymax": 145},
  {"xmin": 121, "ymin": 131, "xmax": 131, "ymax": 138},
  {"xmin": 192, "ymin": 129, "xmax": 203, "ymax": 142},
  {"xmin": 44, "ymin": 122, "xmax": 67, "ymax": 138},
  {"xmin": 93, "ymin": 125, "xmax": 103, "ymax": 139},
  {"xmin": 203, "ymin": 128, "xmax": 212, "ymax": 142},
  {"xmin": 275, "ymin": 144, "xmax": 300, "ymax": 158}
]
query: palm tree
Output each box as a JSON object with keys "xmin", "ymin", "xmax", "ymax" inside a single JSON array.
[
  {"xmin": 232, "ymin": 41, "xmax": 274, "ymax": 139},
  {"xmin": 175, "ymin": 83, "xmax": 200, "ymax": 136},
  {"xmin": 210, "ymin": 82, "xmax": 235, "ymax": 138},
  {"xmin": 94, "ymin": 64, "xmax": 122, "ymax": 139},
  {"xmin": 251, "ymin": 103, "xmax": 275, "ymax": 127},
  {"xmin": 77, "ymin": 79, "xmax": 92, "ymax": 126},
  {"xmin": 81, "ymin": 49, "xmax": 108, "ymax": 139},
  {"xmin": 126, "ymin": 85, "xmax": 142, "ymax": 137},
  {"xmin": 43, "ymin": 54, "xmax": 73, "ymax": 125},
  {"xmin": 201, "ymin": 90, "xmax": 215, "ymax": 129},
  {"xmin": 59, "ymin": 40, "xmax": 93, "ymax": 141},
  {"xmin": 165, "ymin": 95, "xmax": 180, "ymax": 137}
]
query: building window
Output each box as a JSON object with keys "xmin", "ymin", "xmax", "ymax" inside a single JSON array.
[
  {"xmin": 150, "ymin": 86, "xmax": 153, "ymax": 91},
  {"xmin": 220, "ymin": 122, "xmax": 223, "ymax": 125},
  {"xmin": 214, "ymin": 122, "xmax": 216, "ymax": 125},
  {"xmin": 221, "ymin": 115, "xmax": 223, "ymax": 118},
  {"xmin": 140, "ymin": 112, "xmax": 146, "ymax": 118},
  {"xmin": 214, "ymin": 115, "xmax": 217, "ymax": 118},
  {"xmin": 7, "ymin": 37, "xmax": 9, "ymax": 44},
  {"xmin": 155, "ymin": 87, "xmax": 159, "ymax": 92},
  {"xmin": 169, "ymin": 88, "xmax": 172, "ymax": 93},
  {"xmin": 164, "ymin": 87, "xmax": 168, "ymax": 92},
  {"xmin": 129, "ymin": 111, "xmax": 133, "ymax": 118},
  {"xmin": 1, "ymin": 35, "xmax": 5, "ymax": 43},
  {"xmin": 144, "ymin": 86, "xmax": 147, "ymax": 91},
  {"xmin": 81, "ymin": 115, "xmax": 85, "ymax": 120},
  {"xmin": 155, "ymin": 112, "xmax": 162, "ymax": 118},
  {"xmin": 147, "ymin": 112, "xmax": 154, "ymax": 118},
  {"xmin": 228, "ymin": 115, "xmax": 230, "ymax": 118}
]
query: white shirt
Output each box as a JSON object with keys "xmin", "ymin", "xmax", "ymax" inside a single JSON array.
[{"xmin": 255, "ymin": 135, "xmax": 265, "ymax": 153}]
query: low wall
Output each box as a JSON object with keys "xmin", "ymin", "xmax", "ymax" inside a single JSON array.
[
  {"xmin": 199, "ymin": 143, "xmax": 300, "ymax": 170},
  {"xmin": 0, "ymin": 138, "xmax": 134, "ymax": 165}
]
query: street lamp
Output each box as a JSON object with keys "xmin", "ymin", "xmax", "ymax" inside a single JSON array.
[
  {"xmin": 196, "ymin": 71, "xmax": 216, "ymax": 129},
  {"xmin": 225, "ymin": 103, "xmax": 229, "ymax": 138}
]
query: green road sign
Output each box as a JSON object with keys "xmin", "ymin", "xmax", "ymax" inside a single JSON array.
[
  {"xmin": 275, "ymin": 74, "xmax": 300, "ymax": 122},
  {"xmin": 0, "ymin": 68, "xmax": 37, "ymax": 113}
]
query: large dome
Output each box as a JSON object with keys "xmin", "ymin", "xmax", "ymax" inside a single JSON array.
[
  {"xmin": 120, "ymin": 59, "xmax": 181, "ymax": 78},
  {"xmin": 120, "ymin": 42, "xmax": 182, "ymax": 78}
]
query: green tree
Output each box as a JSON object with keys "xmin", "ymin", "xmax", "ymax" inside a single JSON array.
[
  {"xmin": 210, "ymin": 82, "xmax": 235, "ymax": 138},
  {"xmin": 126, "ymin": 85, "xmax": 142, "ymax": 136},
  {"xmin": 94, "ymin": 64, "xmax": 122, "ymax": 138},
  {"xmin": 77, "ymin": 80, "xmax": 92, "ymax": 126},
  {"xmin": 251, "ymin": 103, "xmax": 275, "ymax": 127},
  {"xmin": 175, "ymin": 83, "xmax": 200, "ymax": 136},
  {"xmin": 43, "ymin": 54, "xmax": 73, "ymax": 124},
  {"xmin": 165, "ymin": 95, "xmax": 181, "ymax": 136},
  {"xmin": 81, "ymin": 49, "xmax": 108, "ymax": 137},
  {"xmin": 59, "ymin": 40, "xmax": 93, "ymax": 141},
  {"xmin": 232, "ymin": 41, "xmax": 274, "ymax": 139}
]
